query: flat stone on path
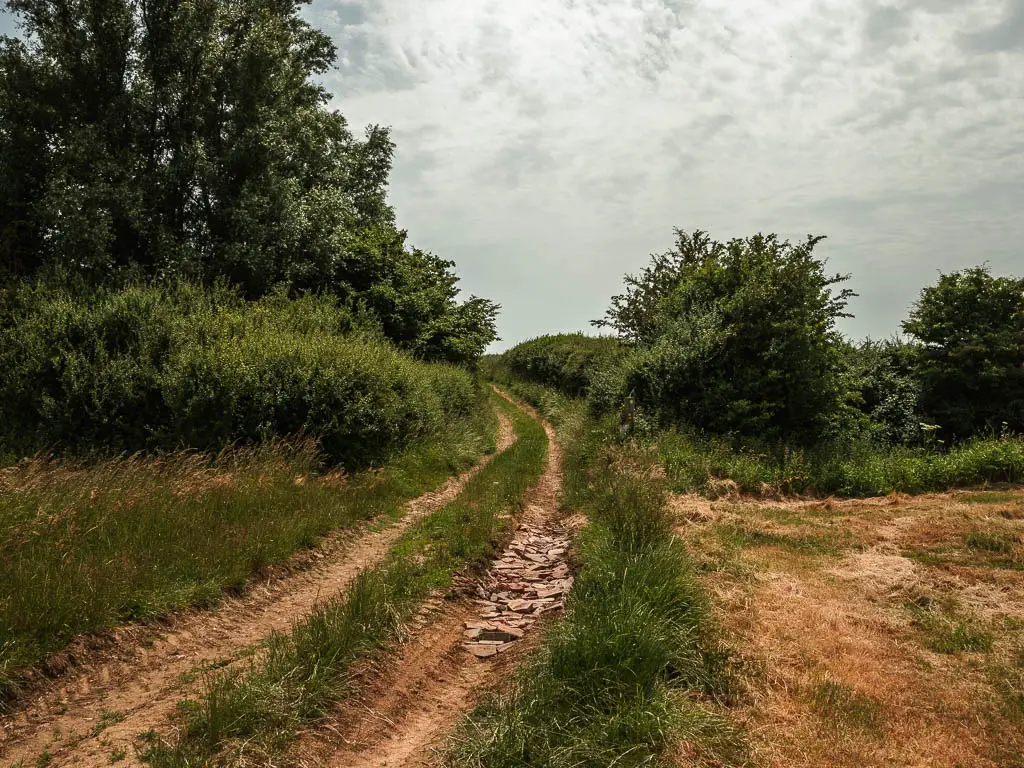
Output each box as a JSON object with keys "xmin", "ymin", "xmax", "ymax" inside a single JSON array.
[
  {"xmin": 462, "ymin": 644, "xmax": 498, "ymax": 658},
  {"xmin": 463, "ymin": 519, "xmax": 575, "ymax": 658}
]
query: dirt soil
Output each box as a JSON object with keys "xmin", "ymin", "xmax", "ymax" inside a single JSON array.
[
  {"xmin": 0, "ymin": 414, "xmax": 517, "ymax": 768},
  {"xmin": 294, "ymin": 390, "xmax": 565, "ymax": 768},
  {"xmin": 673, "ymin": 489, "xmax": 1024, "ymax": 768}
]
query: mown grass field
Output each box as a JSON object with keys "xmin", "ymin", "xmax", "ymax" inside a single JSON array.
[{"xmin": 675, "ymin": 488, "xmax": 1024, "ymax": 766}]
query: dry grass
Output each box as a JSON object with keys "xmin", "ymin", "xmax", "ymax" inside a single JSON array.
[{"xmin": 674, "ymin": 487, "xmax": 1024, "ymax": 767}]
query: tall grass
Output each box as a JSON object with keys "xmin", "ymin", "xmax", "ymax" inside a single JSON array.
[
  {"xmin": 0, "ymin": 406, "xmax": 496, "ymax": 704},
  {"xmin": 142, "ymin": 393, "xmax": 548, "ymax": 767},
  {"xmin": 659, "ymin": 430, "xmax": 1024, "ymax": 497},
  {"xmin": 449, "ymin": 393, "xmax": 736, "ymax": 767}
]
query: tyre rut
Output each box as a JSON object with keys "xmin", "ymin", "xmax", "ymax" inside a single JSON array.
[
  {"xmin": 0, "ymin": 414, "xmax": 516, "ymax": 768},
  {"xmin": 300, "ymin": 390, "xmax": 567, "ymax": 768}
]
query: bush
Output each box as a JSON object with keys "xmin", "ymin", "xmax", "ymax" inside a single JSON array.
[
  {"xmin": 501, "ymin": 333, "xmax": 624, "ymax": 397},
  {"xmin": 902, "ymin": 266, "xmax": 1024, "ymax": 439},
  {"xmin": 594, "ymin": 229, "xmax": 854, "ymax": 443},
  {"xmin": 839, "ymin": 338, "xmax": 923, "ymax": 444},
  {"xmin": 0, "ymin": 281, "xmax": 478, "ymax": 467}
]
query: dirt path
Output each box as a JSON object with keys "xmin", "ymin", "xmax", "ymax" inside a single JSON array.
[
  {"xmin": 0, "ymin": 415, "xmax": 516, "ymax": 768},
  {"xmin": 674, "ymin": 490, "xmax": 1024, "ymax": 767},
  {"xmin": 298, "ymin": 390, "xmax": 566, "ymax": 768}
]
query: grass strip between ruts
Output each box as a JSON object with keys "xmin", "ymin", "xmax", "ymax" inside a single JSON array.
[{"xmin": 447, "ymin": 382, "xmax": 741, "ymax": 768}]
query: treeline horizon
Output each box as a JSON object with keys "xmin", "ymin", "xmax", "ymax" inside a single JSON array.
[{"xmin": 488, "ymin": 228, "xmax": 1023, "ymax": 496}]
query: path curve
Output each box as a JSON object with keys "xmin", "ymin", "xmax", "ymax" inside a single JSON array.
[
  {"xmin": 0, "ymin": 414, "xmax": 517, "ymax": 768},
  {"xmin": 302, "ymin": 388, "xmax": 566, "ymax": 768}
]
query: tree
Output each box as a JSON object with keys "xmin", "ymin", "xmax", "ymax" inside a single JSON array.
[
  {"xmin": 840, "ymin": 338, "xmax": 923, "ymax": 444},
  {"xmin": 0, "ymin": 0, "xmax": 497, "ymax": 363},
  {"xmin": 595, "ymin": 229, "xmax": 855, "ymax": 442},
  {"xmin": 902, "ymin": 266, "xmax": 1024, "ymax": 438}
]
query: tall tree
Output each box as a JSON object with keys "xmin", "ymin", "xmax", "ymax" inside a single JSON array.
[{"xmin": 0, "ymin": 0, "xmax": 497, "ymax": 362}]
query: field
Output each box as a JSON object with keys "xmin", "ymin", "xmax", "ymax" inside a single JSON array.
[
  {"xmin": 0, "ymin": 378, "xmax": 1022, "ymax": 768},
  {"xmin": 676, "ymin": 489, "xmax": 1024, "ymax": 767}
]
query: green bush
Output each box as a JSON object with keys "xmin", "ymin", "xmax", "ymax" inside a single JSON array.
[
  {"xmin": 839, "ymin": 338, "xmax": 923, "ymax": 444},
  {"xmin": 0, "ymin": 281, "xmax": 478, "ymax": 467},
  {"xmin": 500, "ymin": 333, "xmax": 624, "ymax": 397},
  {"xmin": 903, "ymin": 266, "xmax": 1024, "ymax": 439},
  {"xmin": 593, "ymin": 229, "xmax": 854, "ymax": 443}
]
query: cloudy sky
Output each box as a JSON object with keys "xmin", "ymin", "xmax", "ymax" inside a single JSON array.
[{"xmin": 3, "ymin": 1, "xmax": 1022, "ymax": 348}]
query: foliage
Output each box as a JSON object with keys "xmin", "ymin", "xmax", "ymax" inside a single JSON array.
[
  {"xmin": 902, "ymin": 266, "xmax": 1024, "ymax": 439},
  {"xmin": 657, "ymin": 429, "xmax": 1024, "ymax": 498},
  {"xmin": 142, "ymin": 393, "xmax": 548, "ymax": 766},
  {"xmin": 593, "ymin": 229, "xmax": 854, "ymax": 442},
  {"xmin": 0, "ymin": 408, "xmax": 495, "ymax": 704},
  {"xmin": 500, "ymin": 333, "xmax": 624, "ymax": 397},
  {"xmin": 0, "ymin": 281, "xmax": 478, "ymax": 466},
  {"xmin": 0, "ymin": 0, "xmax": 496, "ymax": 363},
  {"xmin": 839, "ymin": 338, "xmax": 923, "ymax": 444}
]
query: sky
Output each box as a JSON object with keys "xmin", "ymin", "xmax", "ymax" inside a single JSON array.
[{"xmin": 3, "ymin": 1, "xmax": 1022, "ymax": 350}]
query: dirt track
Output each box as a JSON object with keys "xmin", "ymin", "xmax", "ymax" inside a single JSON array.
[
  {"xmin": 297, "ymin": 391, "xmax": 565, "ymax": 768},
  {"xmin": 0, "ymin": 414, "xmax": 516, "ymax": 768}
]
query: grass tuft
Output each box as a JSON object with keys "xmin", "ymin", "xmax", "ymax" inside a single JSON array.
[
  {"xmin": 964, "ymin": 531, "xmax": 1016, "ymax": 554},
  {"xmin": 808, "ymin": 680, "xmax": 884, "ymax": 733},
  {"xmin": 909, "ymin": 607, "xmax": 994, "ymax": 654}
]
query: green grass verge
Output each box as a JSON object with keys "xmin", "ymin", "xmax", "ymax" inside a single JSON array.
[
  {"xmin": 491, "ymin": 371, "xmax": 1024, "ymax": 499},
  {"xmin": 140, "ymin": 392, "xmax": 548, "ymax": 766},
  {"xmin": 658, "ymin": 430, "xmax": 1024, "ymax": 498},
  {"xmin": 0, "ymin": 399, "xmax": 498, "ymax": 705},
  {"xmin": 448, "ymin": 385, "xmax": 739, "ymax": 768}
]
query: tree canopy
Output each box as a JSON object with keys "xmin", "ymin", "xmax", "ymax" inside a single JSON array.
[
  {"xmin": 0, "ymin": 0, "xmax": 497, "ymax": 363},
  {"xmin": 903, "ymin": 266, "xmax": 1024, "ymax": 438}
]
